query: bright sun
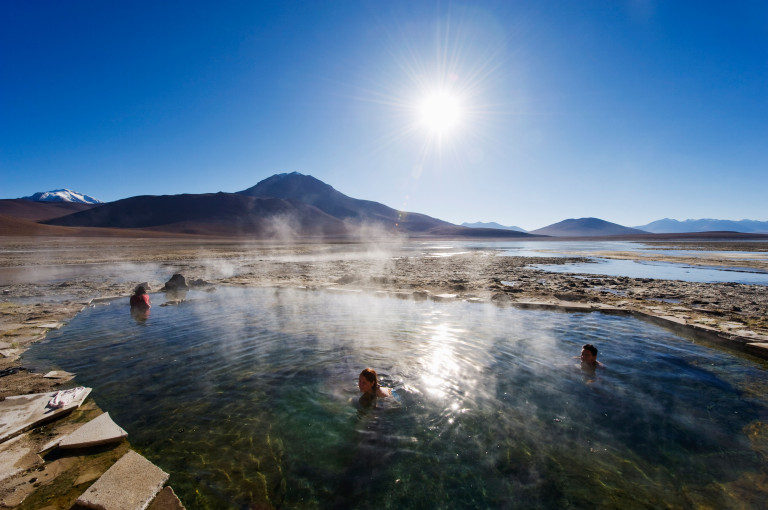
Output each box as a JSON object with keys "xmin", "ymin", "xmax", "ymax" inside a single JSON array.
[{"xmin": 418, "ymin": 91, "xmax": 463, "ymax": 134}]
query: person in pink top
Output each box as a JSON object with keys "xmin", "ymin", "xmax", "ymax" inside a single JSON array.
[{"xmin": 129, "ymin": 285, "xmax": 151, "ymax": 311}]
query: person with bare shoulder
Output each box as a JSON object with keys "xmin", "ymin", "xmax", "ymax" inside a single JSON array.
[
  {"xmin": 358, "ymin": 367, "xmax": 391, "ymax": 407},
  {"xmin": 579, "ymin": 343, "xmax": 604, "ymax": 370},
  {"xmin": 580, "ymin": 343, "xmax": 603, "ymax": 368}
]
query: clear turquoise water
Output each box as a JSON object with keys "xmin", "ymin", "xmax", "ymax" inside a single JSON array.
[{"xmin": 24, "ymin": 287, "xmax": 768, "ymax": 509}]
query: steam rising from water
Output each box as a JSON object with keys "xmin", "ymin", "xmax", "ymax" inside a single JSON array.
[{"xmin": 25, "ymin": 287, "xmax": 768, "ymax": 508}]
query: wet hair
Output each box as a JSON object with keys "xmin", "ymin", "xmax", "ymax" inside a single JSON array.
[
  {"xmin": 134, "ymin": 285, "xmax": 147, "ymax": 295},
  {"xmin": 360, "ymin": 368, "xmax": 380, "ymax": 394},
  {"xmin": 582, "ymin": 343, "xmax": 598, "ymax": 357}
]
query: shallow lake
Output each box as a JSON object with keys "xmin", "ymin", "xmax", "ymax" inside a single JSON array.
[
  {"xmin": 531, "ymin": 258, "xmax": 768, "ymax": 285},
  {"xmin": 413, "ymin": 240, "xmax": 768, "ymax": 285},
  {"xmin": 24, "ymin": 287, "xmax": 768, "ymax": 509}
]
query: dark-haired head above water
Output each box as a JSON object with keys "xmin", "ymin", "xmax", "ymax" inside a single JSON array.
[
  {"xmin": 130, "ymin": 285, "xmax": 151, "ymax": 312},
  {"xmin": 358, "ymin": 368, "xmax": 391, "ymax": 398},
  {"xmin": 580, "ymin": 343, "xmax": 603, "ymax": 368}
]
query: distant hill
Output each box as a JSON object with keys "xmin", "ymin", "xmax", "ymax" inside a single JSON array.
[
  {"xmin": 0, "ymin": 213, "xmax": 198, "ymax": 238},
  {"xmin": 0, "ymin": 199, "xmax": 98, "ymax": 221},
  {"xmin": 635, "ymin": 218, "xmax": 768, "ymax": 234},
  {"xmin": 530, "ymin": 217, "xmax": 648, "ymax": 237},
  {"xmin": 22, "ymin": 189, "xmax": 103, "ymax": 204},
  {"xmin": 461, "ymin": 221, "xmax": 527, "ymax": 233},
  {"xmin": 0, "ymin": 214, "xmax": 82, "ymax": 236}
]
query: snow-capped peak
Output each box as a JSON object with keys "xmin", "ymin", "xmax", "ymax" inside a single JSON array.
[{"xmin": 22, "ymin": 189, "xmax": 103, "ymax": 204}]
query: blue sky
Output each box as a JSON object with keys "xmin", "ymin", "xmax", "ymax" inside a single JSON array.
[{"xmin": 2, "ymin": 1, "xmax": 766, "ymax": 231}]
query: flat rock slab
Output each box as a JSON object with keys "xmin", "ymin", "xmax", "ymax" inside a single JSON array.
[
  {"xmin": 147, "ymin": 486, "xmax": 186, "ymax": 510},
  {"xmin": 657, "ymin": 315, "xmax": 688, "ymax": 325},
  {"xmin": 77, "ymin": 450, "xmax": 169, "ymax": 510},
  {"xmin": 0, "ymin": 434, "xmax": 43, "ymax": 483},
  {"xmin": 0, "ymin": 348, "xmax": 23, "ymax": 361},
  {"xmin": 0, "ymin": 388, "xmax": 92, "ymax": 444},
  {"xmin": 59, "ymin": 412, "xmax": 128, "ymax": 449},
  {"xmin": 91, "ymin": 296, "xmax": 121, "ymax": 304},
  {"xmin": 43, "ymin": 370, "xmax": 75, "ymax": 380},
  {"xmin": 747, "ymin": 342, "xmax": 768, "ymax": 355},
  {"xmin": 35, "ymin": 322, "xmax": 63, "ymax": 329}
]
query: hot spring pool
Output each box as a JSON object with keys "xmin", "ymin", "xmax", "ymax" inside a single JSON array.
[{"xmin": 24, "ymin": 287, "xmax": 768, "ymax": 509}]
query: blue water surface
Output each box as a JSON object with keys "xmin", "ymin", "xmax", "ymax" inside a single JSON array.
[
  {"xmin": 24, "ymin": 287, "xmax": 768, "ymax": 509},
  {"xmin": 409, "ymin": 240, "xmax": 768, "ymax": 285}
]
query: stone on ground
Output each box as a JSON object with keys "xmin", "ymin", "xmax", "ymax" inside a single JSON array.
[
  {"xmin": 59, "ymin": 412, "xmax": 128, "ymax": 449},
  {"xmin": 0, "ymin": 434, "xmax": 42, "ymax": 483},
  {"xmin": 147, "ymin": 486, "xmax": 186, "ymax": 510},
  {"xmin": 43, "ymin": 370, "xmax": 75, "ymax": 380},
  {"xmin": 76, "ymin": 449, "xmax": 169, "ymax": 510},
  {"xmin": 0, "ymin": 388, "xmax": 92, "ymax": 443}
]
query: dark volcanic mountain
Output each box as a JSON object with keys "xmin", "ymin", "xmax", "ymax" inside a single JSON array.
[
  {"xmin": 238, "ymin": 172, "xmax": 535, "ymax": 237},
  {"xmin": 32, "ymin": 173, "xmax": 539, "ymax": 238},
  {"xmin": 530, "ymin": 217, "xmax": 647, "ymax": 237},
  {"xmin": 238, "ymin": 172, "xmax": 451, "ymax": 233},
  {"xmin": 43, "ymin": 193, "xmax": 347, "ymax": 237}
]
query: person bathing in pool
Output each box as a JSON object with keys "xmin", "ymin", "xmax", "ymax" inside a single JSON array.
[
  {"xmin": 358, "ymin": 368, "xmax": 391, "ymax": 407},
  {"xmin": 130, "ymin": 285, "xmax": 151, "ymax": 311},
  {"xmin": 580, "ymin": 343, "xmax": 603, "ymax": 369}
]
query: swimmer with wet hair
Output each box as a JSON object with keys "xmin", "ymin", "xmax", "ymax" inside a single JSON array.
[
  {"xmin": 580, "ymin": 343, "xmax": 603, "ymax": 368},
  {"xmin": 358, "ymin": 368, "xmax": 392, "ymax": 399}
]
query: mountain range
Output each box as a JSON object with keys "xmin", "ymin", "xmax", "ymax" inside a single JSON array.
[
  {"xmin": 461, "ymin": 221, "xmax": 527, "ymax": 233},
  {"xmin": 633, "ymin": 218, "xmax": 768, "ymax": 234},
  {"xmin": 15, "ymin": 173, "xmax": 534, "ymax": 238},
  {"xmin": 6, "ymin": 174, "xmax": 767, "ymax": 238}
]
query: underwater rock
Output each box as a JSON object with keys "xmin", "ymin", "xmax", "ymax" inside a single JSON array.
[
  {"xmin": 162, "ymin": 274, "xmax": 189, "ymax": 292},
  {"xmin": 160, "ymin": 298, "xmax": 185, "ymax": 306}
]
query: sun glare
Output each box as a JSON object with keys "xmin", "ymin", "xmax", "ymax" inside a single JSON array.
[
  {"xmin": 418, "ymin": 91, "xmax": 463, "ymax": 134},
  {"xmin": 363, "ymin": 12, "xmax": 505, "ymax": 160}
]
